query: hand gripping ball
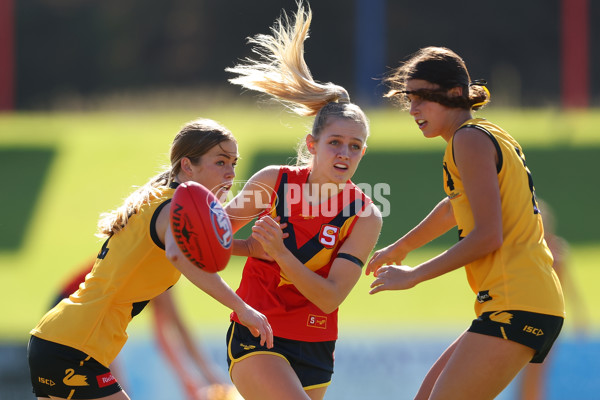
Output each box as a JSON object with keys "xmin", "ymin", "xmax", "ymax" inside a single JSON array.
[{"xmin": 170, "ymin": 181, "xmax": 233, "ymax": 272}]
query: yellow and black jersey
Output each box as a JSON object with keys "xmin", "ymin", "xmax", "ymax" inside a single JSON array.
[
  {"xmin": 231, "ymin": 166, "xmax": 370, "ymax": 342},
  {"xmin": 443, "ymin": 118, "xmax": 564, "ymax": 318},
  {"xmin": 31, "ymin": 184, "xmax": 180, "ymax": 367}
]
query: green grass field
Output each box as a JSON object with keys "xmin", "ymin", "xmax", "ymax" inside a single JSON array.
[{"xmin": 1, "ymin": 105, "xmax": 599, "ymax": 341}]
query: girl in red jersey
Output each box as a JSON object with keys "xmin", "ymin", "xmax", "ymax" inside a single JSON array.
[
  {"xmin": 222, "ymin": 4, "xmax": 382, "ymax": 400},
  {"xmin": 367, "ymin": 47, "xmax": 565, "ymax": 400}
]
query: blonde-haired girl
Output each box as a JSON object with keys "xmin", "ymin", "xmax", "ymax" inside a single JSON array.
[{"xmin": 223, "ymin": 4, "xmax": 382, "ymax": 400}]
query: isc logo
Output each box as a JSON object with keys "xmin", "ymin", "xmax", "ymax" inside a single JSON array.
[
  {"xmin": 523, "ymin": 325, "xmax": 544, "ymax": 336},
  {"xmin": 38, "ymin": 377, "xmax": 55, "ymax": 386}
]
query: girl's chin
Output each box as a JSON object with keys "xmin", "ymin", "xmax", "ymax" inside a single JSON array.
[
  {"xmin": 331, "ymin": 172, "xmax": 351, "ymax": 184},
  {"xmin": 213, "ymin": 188, "xmax": 230, "ymax": 202}
]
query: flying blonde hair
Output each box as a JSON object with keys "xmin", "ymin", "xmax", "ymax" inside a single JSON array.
[
  {"xmin": 227, "ymin": 3, "xmax": 354, "ymax": 115},
  {"xmin": 226, "ymin": 2, "xmax": 368, "ymax": 165}
]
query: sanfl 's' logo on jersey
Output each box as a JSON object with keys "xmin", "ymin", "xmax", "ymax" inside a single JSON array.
[
  {"xmin": 319, "ymin": 225, "xmax": 339, "ymax": 249},
  {"xmin": 307, "ymin": 314, "xmax": 327, "ymax": 329}
]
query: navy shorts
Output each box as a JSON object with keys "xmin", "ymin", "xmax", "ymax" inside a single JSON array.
[
  {"xmin": 468, "ymin": 310, "xmax": 564, "ymax": 363},
  {"xmin": 28, "ymin": 336, "xmax": 123, "ymax": 399},
  {"xmin": 226, "ymin": 321, "xmax": 335, "ymax": 390}
]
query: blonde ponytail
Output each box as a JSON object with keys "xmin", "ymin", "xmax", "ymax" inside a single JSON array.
[
  {"xmin": 96, "ymin": 172, "xmax": 170, "ymax": 238},
  {"xmin": 226, "ymin": 3, "xmax": 348, "ymax": 116},
  {"xmin": 228, "ymin": 2, "xmax": 369, "ymax": 167}
]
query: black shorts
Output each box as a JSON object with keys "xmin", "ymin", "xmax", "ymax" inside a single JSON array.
[
  {"xmin": 468, "ymin": 310, "xmax": 564, "ymax": 363},
  {"xmin": 28, "ymin": 336, "xmax": 123, "ymax": 399},
  {"xmin": 226, "ymin": 321, "xmax": 335, "ymax": 390}
]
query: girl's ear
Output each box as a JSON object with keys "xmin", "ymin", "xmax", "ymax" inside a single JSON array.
[
  {"xmin": 180, "ymin": 157, "xmax": 193, "ymax": 176},
  {"xmin": 448, "ymin": 86, "xmax": 463, "ymax": 98},
  {"xmin": 306, "ymin": 135, "xmax": 317, "ymax": 155}
]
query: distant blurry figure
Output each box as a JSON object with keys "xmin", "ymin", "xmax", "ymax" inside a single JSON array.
[
  {"xmin": 151, "ymin": 287, "xmax": 241, "ymax": 400},
  {"xmin": 517, "ymin": 200, "xmax": 589, "ymax": 400},
  {"xmin": 51, "ymin": 262, "xmax": 242, "ymax": 400}
]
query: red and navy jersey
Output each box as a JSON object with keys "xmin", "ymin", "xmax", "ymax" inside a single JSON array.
[{"xmin": 232, "ymin": 166, "xmax": 370, "ymax": 341}]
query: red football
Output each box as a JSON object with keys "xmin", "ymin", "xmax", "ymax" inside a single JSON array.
[{"xmin": 170, "ymin": 181, "xmax": 233, "ymax": 272}]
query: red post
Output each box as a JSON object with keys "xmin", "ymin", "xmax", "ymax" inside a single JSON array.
[
  {"xmin": 561, "ymin": 0, "xmax": 589, "ymax": 109},
  {"xmin": 0, "ymin": 0, "xmax": 15, "ymax": 110}
]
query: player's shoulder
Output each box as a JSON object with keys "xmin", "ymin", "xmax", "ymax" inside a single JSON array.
[
  {"xmin": 238, "ymin": 166, "xmax": 277, "ymax": 195},
  {"xmin": 249, "ymin": 165, "xmax": 281, "ymax": 183},
  {"xmin": 454, "ymin": 124, "xmax": 491, "ymax": 141},
  {"xmin": 357, "ymin": 202, "xmax": 383, "ymax": 228},
  {"xmin": 249, "ymin": 164, "xmax": 308, "ymax": 188},
  {"xmin": 453, "ymin": 124, "xmax": 499, "ymax": 159}
]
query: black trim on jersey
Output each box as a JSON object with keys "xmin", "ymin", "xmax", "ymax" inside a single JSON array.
[
  {"xmin": 97, "ymin": 238, "xmax": 110, "ymax": 259},
  {"xmin": 443, "ymin": 162, "xmax": 455, "ymax": 191},
  {"xmin": 131, "ymin": 300, "xmax": 150, "ymax": 318},
  {"xmin": 275, "ymin": 172, "xmax": 291, "ymax": 234},
  {"xmin": 336, "ymin": 253, "xmax": 364, "ymax": 268},
  {"xmin": 294, "ymin": 198, "xmax": 364, "ymax": 265},
  {"xmin": 274, "ymin": 171, "xmax": 365, "ymax": 265},
  {"xmin": 455, "ymin": 124, "xmax": 503, "ymax": 173},
  {"xmin": 169, "ymin": 181, "xmax": 180, "ymax": 189},
  {"xmin": 514, "ymin": 147, "xmax": 540, "ymax": 214},
  {"xmin": 275, "ymin": 172, "xmax": 288, "ymax": 219},
  {"xmin": 150, "ymin": 199, "xmax": 172, "ymax": 250},
  {"xmin": 276, "ymin": 172, "xmax": 296, "ymax": 254}
]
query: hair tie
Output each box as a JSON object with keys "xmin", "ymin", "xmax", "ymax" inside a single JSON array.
[
  {"xmin": 334, "ymin": 87, "xmax": 351, "ymax": 104},
  {"xmin": 470, "ymin": 79, "xmax": 487, "ymax": 86},
  {"xmin": 470, "ymin": 79, "xmax": 490, "ymax": 108}
]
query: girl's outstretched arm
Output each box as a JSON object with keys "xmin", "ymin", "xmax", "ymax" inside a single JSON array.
[
  {"xmin": 164, "ymin": 223, "xmax": 273, "ymax": 348},
  {"xmin": 366, "ymin": 197, "xmax": 456, "ymax": 276}
]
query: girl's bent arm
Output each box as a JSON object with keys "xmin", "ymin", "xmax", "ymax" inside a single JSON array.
[
  {"xmin": 366, "ymin": 197, "xmax": 455, "ymax": 275},
  {"xmin": 370, "ymin": 128, "xmax": 503, "ymax": 294},
  {"xmin": 398, "ymin": 197, "xmax": 456, "ymax": 251},
  {"xmin": 225, "ymin": 166, "xmax": 280, "ymax": 234},
  {"xmin": 254, "ymin": 203, "xmax": 382, "ymax": 314},
  {"xmin": 412, "ymin": 128, "xmax": 504, "ymax": 283}
]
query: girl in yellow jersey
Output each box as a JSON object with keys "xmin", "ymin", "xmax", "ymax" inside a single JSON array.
[
  {"xmin": 367, "ymin": 47, "xmax": 565, "ymax": 400},
  {"xmin": 28, "ymin": 119, "xmax": 273, "ymax": 400}
]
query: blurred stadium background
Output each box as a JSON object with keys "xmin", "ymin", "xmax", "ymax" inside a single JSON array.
[{"xmin": 1, "ymin": 0, "xmax": 599, "ymax": 399}]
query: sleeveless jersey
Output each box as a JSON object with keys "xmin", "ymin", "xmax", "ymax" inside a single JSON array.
[
  {"xmin": 232, "ymin": 166, "xmax": 370, "ymax": 341},
  {"xmin": 31, "ymin": 185, "xmax": 181, "ymax": 367},
  {"xmin": 443, "ymin": 118, "xmax": 565, "ymax": 317},
  {"xmin": 58, "ymin": 265, "xmax": 91, "ymax": 300}
]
